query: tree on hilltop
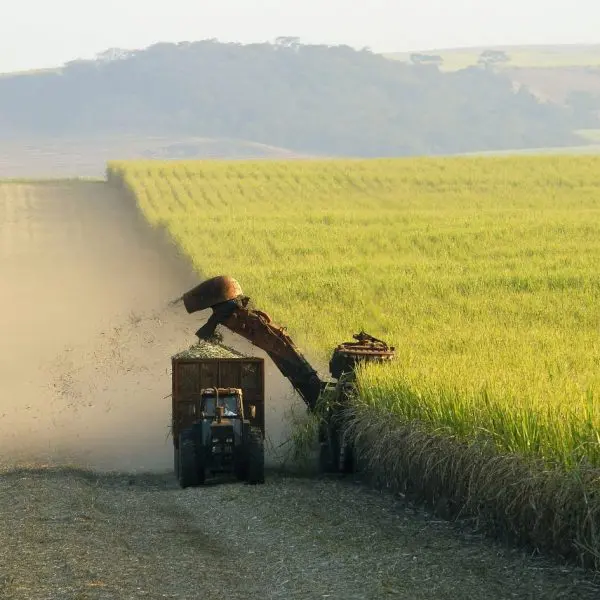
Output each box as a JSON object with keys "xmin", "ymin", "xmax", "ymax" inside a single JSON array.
[{"xmin": 478, "ymin": 49, "xmax": 510, "ymax": 70}]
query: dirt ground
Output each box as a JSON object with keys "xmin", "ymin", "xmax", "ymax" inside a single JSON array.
[
  {"xmin": 0, "ymin": 180, "xmax": 598, "ymax": 598},
  {"xmin": 1, "ymin": 466, "xmax": 598, "ymax": 600}
]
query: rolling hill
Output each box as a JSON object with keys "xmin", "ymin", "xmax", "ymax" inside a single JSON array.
[{"xmin": 0, "ymin": 39, "xmax": 589, "ymax": 162}]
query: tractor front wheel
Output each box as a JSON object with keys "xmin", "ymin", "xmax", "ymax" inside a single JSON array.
[
  {"xmin": 178, "ymin": 430, "xmax": 199, "ymax": 489},
  {"xmin": 318, "ymin": 423, "xmax": 341, "ymax": 473},
  {"xmin": 339, "ymin": 433, "xmax": 356, "ymax": 474},
  {"xmin": 234, "ymin": 446, "xmax": 248, "ymax": 481},
  {"xmin": 247, "ymin": 427, "xmax": 265, "ymax": 484}
]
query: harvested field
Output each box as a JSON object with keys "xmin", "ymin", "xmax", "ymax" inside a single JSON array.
[
  {"xmin": 0, "ymin": 179, "xmax": 197, "ymax": 471},
  {"xmin": 0, "ymin": 135, "xmax": 303, "ymax": 179},
  {"xmin": 1, "ymin": 466, "xmax": 599, "ymax": 600}
]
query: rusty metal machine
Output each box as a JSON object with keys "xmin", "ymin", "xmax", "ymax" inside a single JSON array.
[{"xmin": 181, "ymin": 275, "xmax": 395, "ymax": 473}]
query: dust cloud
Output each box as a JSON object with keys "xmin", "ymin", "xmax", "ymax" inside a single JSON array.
[{"xmin": 0, "ymin": 181, "xmax": 303, "ymax": 472}]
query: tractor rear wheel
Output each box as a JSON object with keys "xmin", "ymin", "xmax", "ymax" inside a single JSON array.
[
  {"xmin": 318, "ymin": 423, "xmax": 341, "ymax": 473},
  {"xmin": 195, "ymin": 441, "xmax": 207, "ymax": 485},
  {"xmin": 234, "ymin": 446, "xmax": 248, "ymax": 481},
  {"xmin": 173, "ymin": 445, "xmax": 180, "ymax": 480},
  {"xmin": 178, "ymin": 430, "xmax": 199, "ymax": 489},
  {"xmin": 247, "ymin": 427, "xmax": 265, "ymax": 484},
  {"xmin": 339, "ymin": 433, "xmax": 355, "ymax": 474}
]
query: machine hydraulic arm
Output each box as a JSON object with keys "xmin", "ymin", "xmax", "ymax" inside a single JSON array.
[
  {"xmin": 204, "ymin": 299, "xmax": 324, "ymax": 410},
  {"xmin": 181, "ymin": 276, "xmax": 394, "ymax": 412},
  {"xmin": 182, "ymin": 278, "xmax": 323, "ymax": 409}
]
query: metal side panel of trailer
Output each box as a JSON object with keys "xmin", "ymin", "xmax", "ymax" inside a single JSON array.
[{"xmin": 171, "ymin": 357, "xmax": 265, "ymax": 447}]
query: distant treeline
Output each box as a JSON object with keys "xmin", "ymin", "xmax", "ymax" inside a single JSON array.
[{"xmin": 0, "ymin": 39, "xmax": 587, "ymax": 156}]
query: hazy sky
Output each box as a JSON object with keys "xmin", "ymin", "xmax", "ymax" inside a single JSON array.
[{"xmin": 1, "ymin": 0, "xmax": 598, "ymax": 73}]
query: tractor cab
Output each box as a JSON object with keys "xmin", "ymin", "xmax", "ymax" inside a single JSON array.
[{"xmin": 200, "ymin": 388, "xmax": 244, "ymax": 420}]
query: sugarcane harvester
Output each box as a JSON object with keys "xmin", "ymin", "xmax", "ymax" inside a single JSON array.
[{"xmin": 181, "ymin": 275, "xmax": 395, "ymax": 473}]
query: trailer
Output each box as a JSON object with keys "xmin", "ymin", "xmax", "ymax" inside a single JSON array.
[{"xmin": 171, "ymin": 347, "xmax": 266, "ymax": 487}]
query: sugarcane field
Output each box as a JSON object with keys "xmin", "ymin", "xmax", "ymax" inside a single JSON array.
[{"xmin": 0, "ymin": 160, "xmax": 599, "ymax": 599}]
